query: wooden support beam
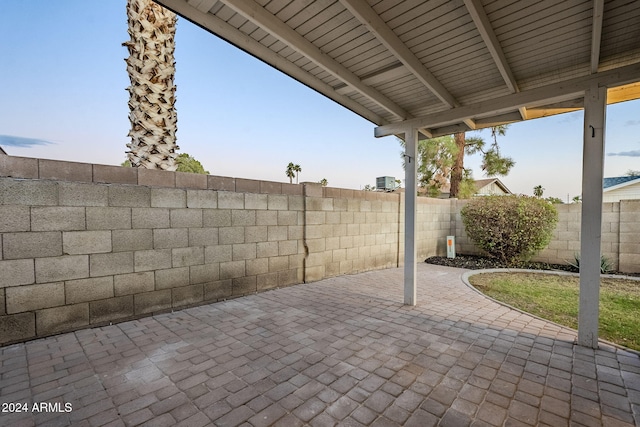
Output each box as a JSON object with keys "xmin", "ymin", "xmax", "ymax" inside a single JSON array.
[
  {"xmin": 590, "ymin": 0, "xmax": 605, "ymax": 74},
  {"xmin": 403, "ymin": 127, "xmax": 418, "ymax": 306},
  {"xmin": 375, "ymin": 62, "xmax": 640, "ymax": 137},
  {"xmin": 578, "ymin": 85, "xmax": 607, "ymax": 348}
]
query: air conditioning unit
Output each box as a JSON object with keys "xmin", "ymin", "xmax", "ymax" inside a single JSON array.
[{"xmin": 376, "ymin": 176, "xmax": 395, "ymax": 191}]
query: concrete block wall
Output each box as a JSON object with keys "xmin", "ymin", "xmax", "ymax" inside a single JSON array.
[
  {"xmin": 0, "ymin": 157, "xmax": 307, "ymax": 345},
  {"xmin": 304, "ymin": 187, "xmax": 403, "ymax": 282},
  {"xmin": 0, "ymin": 156, "xmax": 456, "ymax": 344},
  {"xmin": 0, "ymin": 179, "xmax": 306, "ymax": 342},
  {"xmin": 619, "ymin": 200, "xmax": 640, "ymax": 272},
  {"xmin": 416, "ymin": 197, "xmax": 454, "ymax": 260},
  {"xmin": 532, "ymin": 202, "xmax": 621, "ymax": 269},
  {"xmin": 2, "ymin": 154, "xmax": 638, "ymax": 344}
]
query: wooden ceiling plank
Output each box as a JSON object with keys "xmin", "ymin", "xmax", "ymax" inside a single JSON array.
[
  {"xmin": 463, "ymin": 0, "xmax": 519, "ymax": 93},
  {"xmin": 186, "ymin": 0, "xmax": 219, "ymax": 13},
  {"xmin": 317, "ymin": 22, "xmax": 372, "ymax": 57},
  {"xmin": 272, "ymin": 0, "xmax": 311, "ymax": 23},
  {"xmin": 304, "ymin": 10, "xmax": 356, "ymax": 47},
  {"xmin": 501, "ymin": 11, "xmax": 593, "ymax": 50},
  {"xmin": 339, "ymin": 0, "xmax": 458, "ymax": 108},
  {"xmin": 344, "ymin": 50, "xmax": 397, "ymax": 76},
  {"xmin": 262, "ymin": 0, "xmax": 290, "ymax": 15},
  {"xmin": 492, "ymin": 0, "xmax": 588, "ymax": 37},
  {"xmin": 287, "ymin": 1, "xmax": 343, "ymax": 36},
  {"xmin": 388, "ymin": 0, "xmax": 457, "ymax": 35},
  {"xmin": 219, "ymin": 0, "xmax": 410, "ymax": 120}
]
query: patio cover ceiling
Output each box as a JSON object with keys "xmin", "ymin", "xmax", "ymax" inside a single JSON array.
[{"xmin": 154, "ymin": 0, "xmax": 640, "ymax": 137}]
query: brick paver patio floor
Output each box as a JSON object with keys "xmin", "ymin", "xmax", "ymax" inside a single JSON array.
[{"xmin": 1, "ymin": 263, "xmax": 639, "ymax": 426}]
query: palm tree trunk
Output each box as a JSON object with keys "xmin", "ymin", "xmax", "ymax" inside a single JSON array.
[{"xmin": 124, "ymin": 0, "xmax": 178, "ymax": 170}]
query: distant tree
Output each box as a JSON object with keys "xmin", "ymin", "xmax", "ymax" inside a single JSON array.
[
  {"xmin": 122, "ymin": 153, "xmax": 208, "ymax": 174},
  {"xmin": 533, "ymin": 185, "xmax": 544, "ymax": 198},
  {"xmin": 450, "ymin": 125, "xmax": 513, "ymax": 198},
  {"xmin": 319, "ymin": 178, "xmax": 328, "ymax": 186},
  {"xmin": 175, "ymin": 153, "xmax": 209, "ymax": 174},
  {"xmin": 293, "ymin": 164, "xmax": 302, "ymax": 184},
  {"xmin": 400, "ymin": 135, "xmax": 452, "ymax": 196},
  {"xmin": 572, "ymin": 195, "xmax": 582, "ymax": 203},
  {"xmin": 363, "ymin": 184, "xmax": 375, "ymax": 191},
  {"xmin": 457, "ymin": 171, "xmax": 477, "ymax": 199},
  {"xmin": 545, "ymin": 196, "xmax": 564, "ymax": 204},
  {"xmin": 626, "ymin": 169, "xmax": 640, "ymax": 177},
  {"xmin": 399, "ymin": 125, "xmax": 513, "ymax": 199},
  {"xmin": 285, "ymin": 162, "xmax": 295, "ymax": 184}
]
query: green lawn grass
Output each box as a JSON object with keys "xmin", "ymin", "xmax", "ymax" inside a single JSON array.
[{"xmin": 468, "ymin": 272, "xmax": 640, "ymax": 351}]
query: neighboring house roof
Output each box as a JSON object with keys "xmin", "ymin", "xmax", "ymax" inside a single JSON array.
[
  {"xmin": 435, "ymin": 178, "xmax": 512, "ymax": 198},
  {"xmin": 603, "ymin": 176, "xmax": 640, "ymax": 190},
  {"xmin": 473, "ymin": 178, "xmax": 512, "ymax": 195},
  {"xmin": 602, "ymin": 176, "xmax": 640, "ymax": 202}
]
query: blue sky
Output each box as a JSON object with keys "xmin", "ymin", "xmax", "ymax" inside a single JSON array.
[{"xmin": 1, "ymin": 1, "xmax": 638, "ymax": 200}]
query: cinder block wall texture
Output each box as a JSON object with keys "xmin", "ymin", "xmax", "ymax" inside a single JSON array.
[
  {"xmin": 0, "ymin": 156, "xmax": 455, "ymax": 344},
  {"xmin": 1, "ymin": 155, "xmax": 638, "ymax": 345}
]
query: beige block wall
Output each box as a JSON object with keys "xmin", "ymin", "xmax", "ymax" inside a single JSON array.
[
  {"xmin": 0, "ymin": 160, "xmax": 459, "ymax": 345},
  {"xmin": 0, "ymin": 159, "xmax": 306, "ymax": 345},
  {"xmin": 619, "ymin": 200, "xmax": 640, "ymax": 273},
  {"xmin": 416, "ymin": 197, "xmax": 454, "ymax": 260},
  {"xmin": 2, "ymin": 154, "xmax": 639, "ymax": 344},
  {"xmin": 304, "ymin": 187, "xmax": 403, "ymax": 282}
]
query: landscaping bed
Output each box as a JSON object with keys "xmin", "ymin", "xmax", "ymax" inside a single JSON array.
[
  {"xmin": 425, "ymin": 254, "xmax": 577, "ymax": 272},
  {"xmin": 425, "ymin": 254, "xmax": 640, "ymax": 277}
]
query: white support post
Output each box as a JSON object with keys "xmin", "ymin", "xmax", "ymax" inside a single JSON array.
[
  {"xmin": 578, "ymin": 84, "xmax": 607, "ymax": 348},
  {"xmin": 404, "ymin": 127, "xmax": 418, "ymax": 305}
]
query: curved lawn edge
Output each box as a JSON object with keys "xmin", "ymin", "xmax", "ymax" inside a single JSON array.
[{"xmin": 460, "ymin": 268, "xmax": 640, "ymax": 355}]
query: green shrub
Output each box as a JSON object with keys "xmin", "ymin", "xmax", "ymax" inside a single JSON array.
[
  {"xmin": 568, "ymin": 253, "xmax": 613, "ymax": 274},
  {"xmin": 461, "ymin": 195, "xmax": 558, "ymax": 264}
]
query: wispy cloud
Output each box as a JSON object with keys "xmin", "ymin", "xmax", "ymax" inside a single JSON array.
[
  {"xmin": 625, "ymin": 120, "xmax": 640, "ymax": 127},
  {"xmin": 0, "ymin": 135, "xmax": 56, "ymax": 148},
  {"xmin": 557, "ymin": 112, "xmax": 580, "ymax": 124},
  {"xmin": 607, "ymin": 150, "xmax": 640, "ymax": 157}
]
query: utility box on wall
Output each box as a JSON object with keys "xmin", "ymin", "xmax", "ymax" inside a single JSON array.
[{"xmin": 447, "ymin": 235, "xmax": 456, "ymax": 258}]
